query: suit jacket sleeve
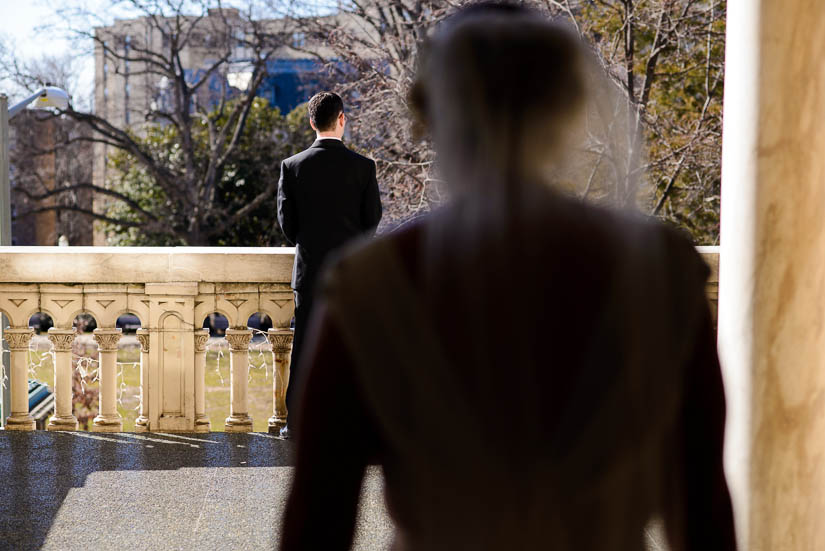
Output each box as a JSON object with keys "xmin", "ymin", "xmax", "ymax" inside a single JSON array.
[
  {"xmin": 280, "ymin": 303, "xmax": 378, "ymax": 550},
  {"xmin": 677, "ymin": 297, "xmax": 737, "ymax": 550},
  {"xmin": 661, "ymin": 239, "xmax": 736, "ymax": 549},
  {"xmin": 361, "ymin": 160, "xmax": 382, "ymax": 234},
  {"xmin": 278, "ymin": 160, "xmax": 298, "ymax": 245}
]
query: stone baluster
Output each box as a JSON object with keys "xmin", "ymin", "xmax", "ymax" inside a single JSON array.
[
  {"xmin": 4, "ymin": 327, "xmax": 35, "ymax": 431},
  {"xmin": 135, "ymin": 329, "xmax": 150, "ymax": 432},
  {"xmin": 92, "ymin": 328, "xmax": 123, "ymax": 432},
  {"xmin": 46, "ymin": 327, "xmax": 78, "ymax": 431},
  {"xmin": 224, "ymin": 328, "xmax": 253, "ymax": 432},
  {"xmin": 193, "ymin": 329, "xmax": 210, "ymax": 432},
  {"xmin": 266, "ymin": 328, "xmax": 293, "ymax": 434}
]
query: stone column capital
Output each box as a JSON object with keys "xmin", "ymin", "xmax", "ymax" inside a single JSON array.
[
  {"xmin": 194, "ymin": 329, "xmax": 210, "ymax": 352},
  {"xmin": 136, "ymin": 328, "xmax": 150, "ymax": 353},
  {"xmin": 225, "ymin": 329, "xmax": 252, "ymax": 352},
  {"xmin": 93, "ymin": 328, "xmax": 123, "ymax": 352},
  {"xmin": 266, "ymin": 328, "xmax": 294, "ymax": 354},
  {"xmin": 4, "ymin": 327, "xmax": 34, "ymax": 351},
  {"xmin": 47, "ymin": 327, "xmax": 77, "ymax": 352}
]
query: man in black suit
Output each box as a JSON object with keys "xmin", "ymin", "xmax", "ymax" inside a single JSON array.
[{"xmin": 277, "ymin": 91, "xmax": 382, "ymax": 438}]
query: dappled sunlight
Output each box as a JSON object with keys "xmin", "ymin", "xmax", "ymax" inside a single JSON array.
[{"xmin": 53, "ymin": 431, "xmax": 140, "ymax": 445}]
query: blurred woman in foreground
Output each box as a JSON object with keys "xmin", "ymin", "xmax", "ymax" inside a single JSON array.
[{"xmin": 280, "ymin": 3, "xmax": 735, "ymax": 550}]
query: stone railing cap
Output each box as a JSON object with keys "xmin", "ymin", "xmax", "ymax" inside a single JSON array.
[{"xmin": 0, "ymin": 246, "xmax": 296, "ymax": 284}]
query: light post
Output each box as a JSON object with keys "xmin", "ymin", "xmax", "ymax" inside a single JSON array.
[{"xmin": 0, "ymin": 86, "xmax": 69, "ymax": 428}]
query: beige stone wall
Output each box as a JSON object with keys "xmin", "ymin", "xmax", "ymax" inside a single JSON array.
[
  {"xmin": 0, "ymin": 248, "xmax": 294, "ymax": 327},
  {"xmin": 0, "ymin": 247, "xmax": 295, "ymax": 433},
  {"xmin": 719, "ymin": 0, "xmax": 825, "ymax": 548},
  {"xmin": 0, "ymin": 246, "xmax": 717, "ymax": 434},
  {"xmin": 0, "ymin": 246, "xmax": 719, "ymax": 434}
]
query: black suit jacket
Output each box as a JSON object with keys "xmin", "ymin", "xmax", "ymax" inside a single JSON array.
[{"xmin": 277, "ymin": 139, "xmax": 382, "ymax": 291}]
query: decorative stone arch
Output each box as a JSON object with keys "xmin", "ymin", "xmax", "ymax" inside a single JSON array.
[
  {"xmin": 25, "ymin": 311, "xmax": 55, "ymax": 335},
  {"xmin": 124, "ymin": 295, "xmax": 151, "ymax": 328},
  {"xmin": 197, "ymin": 307, "xmax": 234, "ymax": 333},
  {"xmin": 245, "ymin": 311, "xmax": 273, "ymax": 332},
  {"xmin": 24, "ymin": 307, "xmax": 57, "ymax": 331},
  {"xmin": 83, "ymin": 290, "xmax": 129, "ymax": 328},
  {"xmin": 258, "ymin": 292, "xmax": 295, "ymax": 329},
  {"xmin": 71, "ymin": 311, "xmax": 100, "ymax": 334},
  {"xmin": 40, "ymin": 287, "xmax": 84, "ymax": 328},
  {"xmin": 0, "ymin": 306, "xmax": 12, "ymax": 325},
  {"xmin": 50, "ymin": 306, "xmax": 88, "ymax": 330},
  {"xmin": 216, "ymin": 291, "xmax": 260, "ymax": 329},
  {"xmin": 194, "ymin": 296, "xmax": 234, "ymax": 332},
  {"xmin": 0, "ymin": 291, "xmax": 40, "ymax": 327},
  {"xmin": 157, "ymin": 310, "xmax": 186, "ymax": 326}
]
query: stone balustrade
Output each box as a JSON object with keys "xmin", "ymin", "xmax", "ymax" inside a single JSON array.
[
  {"xmin": 696, "ymin": 246, "xmax": 719, "ymax": 321},
  {"xmin": 0, "ymin": 247, "xmax": 296, "ymax": 433},
  {"xmin": 0, "ymin": 245, "xmax": 719, "ymax": 433}
]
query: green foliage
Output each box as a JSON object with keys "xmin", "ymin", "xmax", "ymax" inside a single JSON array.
[
  {"xmin": 105, "ymin": 125, "xmax": 185, "ymax": 246},
  {"xmin": 104, "ymin": 98, "xmax": 315, "ymax": 246},
  {"xmin": 567, "ymin": 0, "xmax": 726, "ymax": 244}
]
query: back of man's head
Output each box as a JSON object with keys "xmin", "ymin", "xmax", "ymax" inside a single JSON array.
[{"xmin": 308, "ymin": 92, "xmax": 344, "ymax": 132}]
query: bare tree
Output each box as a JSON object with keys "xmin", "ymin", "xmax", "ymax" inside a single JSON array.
[
  {"xmin": 2, "ymin": 1, "xmax": 297, "ymax": 245},
  {"xmin": 2, "ymin": 0, "xmax": 725, "ymax": 244},
  {"xmin": 550, "ymin": 0, "xmax": 726, "ymax": 243},
  {"xmin": 280, "ymin": 1, "xmax": 449, "ymax": 228},
  {"xmin": 286, "ymin": 0, "xmax": 725, "ymax": 243}
]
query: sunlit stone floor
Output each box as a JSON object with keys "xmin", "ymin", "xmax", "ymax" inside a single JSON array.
[
  {"xmin": 0, "ymin": 432, "xmax": 393, "ymax": 551},
  {"xmin": 0, "ymin": 432, "xmax": 675, "ymax": 550}
]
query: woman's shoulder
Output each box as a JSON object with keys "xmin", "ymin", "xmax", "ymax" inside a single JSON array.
[
  {"xmin": 571, "ymin": 198, "xmax": 710, "ymax": 282},
  {"xmin": 327, "ymin": 216, "xmax": 427, "ymax": 276},
  {"xmin": 318, "ymin": 217, "xmax": 428, "ymax": 305}
]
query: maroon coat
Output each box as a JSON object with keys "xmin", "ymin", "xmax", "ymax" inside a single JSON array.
[{"xmin": 281, "ymin": 191, "xmax": 735, "ymax": 550}]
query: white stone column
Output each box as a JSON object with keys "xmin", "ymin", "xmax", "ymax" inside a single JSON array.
[
  {"xmin": 135, "ymin": 328, "xmax": 150, "ymax": 432},
  {"xmin": 718, "ymin": 0, "xmax": 825, "ymax": 548},
  {"xmin": 46, "ymin": 327, "xmax": 77, "ymax": 431},
  {"xmin": 224, "ymin": 329, "xmax": 253, "ymax": 432},
  {"xmin": 193, "ymin": 329, "xmax": 210, "ymax": 432},
  {"xmin": 4, "ymin": 327, "xmax": 34, "ymax": 431},
  {"xmin": 266, "ymin": 328, "xmax": 293, "ymax": 434},
  {"xmin": 92, "ymin": 328, "xmax": 123, "ymax": 432}
]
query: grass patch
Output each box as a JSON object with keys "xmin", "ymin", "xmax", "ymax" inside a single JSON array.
[
  {"xmin": 29, "ymin": 337, "xmax": 278, "ymax": 433},
  {"xmin": 205, "ymin": 341, "xmax": 276, "ymax": 432}
]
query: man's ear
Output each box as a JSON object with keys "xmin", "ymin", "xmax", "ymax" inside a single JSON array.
[{"xmin": 309, "ymin": 119, "xmax": 318, "ymax": 132}]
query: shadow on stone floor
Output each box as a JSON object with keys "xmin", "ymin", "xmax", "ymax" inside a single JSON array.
[
  {"xmin": 0, "ymin": 431, "xmax": 393, "ymax": 551},
  {"xmin": 0, "ymin": 432, "xmax": 673, "ymax": 551}
]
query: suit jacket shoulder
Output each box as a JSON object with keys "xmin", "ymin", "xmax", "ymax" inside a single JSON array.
[
  {"xmin": 285, "ymin": 143, "xmax": 375, "ymax": 171},
  {"xmin": 277, "ymin": 139, "xmax": 382, "ymax": 291},
  {"xmin": 345, "ymin": 148, "xmax": 376, "ymax": 167},
  {"xmin": 282, "ymin": 147, "xmax": 313, "ymax": 169}
]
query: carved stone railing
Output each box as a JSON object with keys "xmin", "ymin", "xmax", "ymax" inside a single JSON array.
[
  {"xmin": 0, "ymin": 247, "xmax": 295, "ymax": 433},
  {"xmin": 0, "ymin": 245, "xmax": 720, "ymax": 433}
]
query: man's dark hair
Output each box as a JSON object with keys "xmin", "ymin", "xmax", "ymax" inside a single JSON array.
[{"xmin": 307, "ymin": 92, "xmax": 344, "ymax": 131}]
